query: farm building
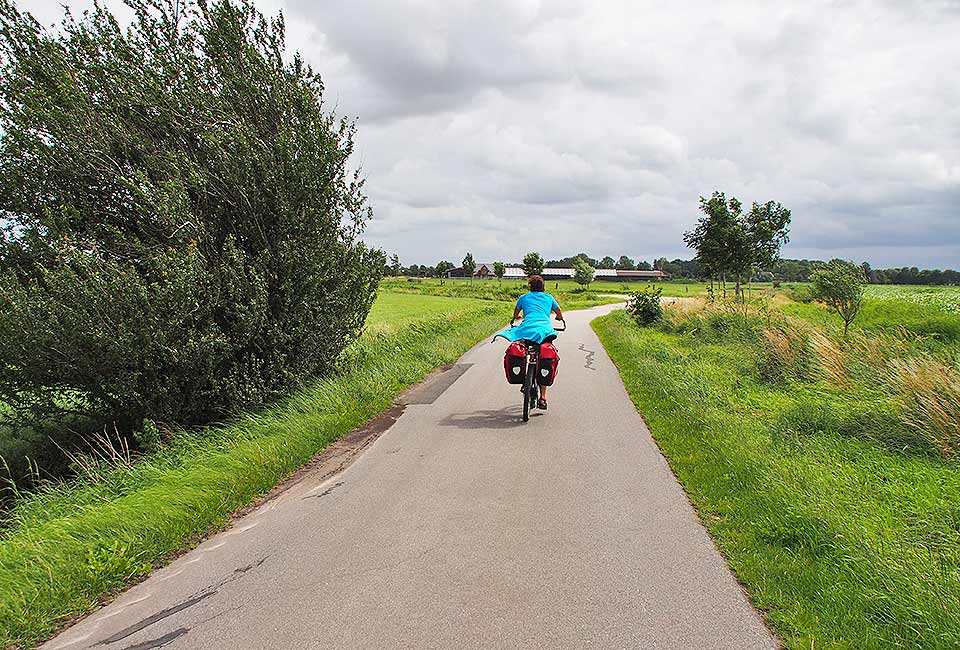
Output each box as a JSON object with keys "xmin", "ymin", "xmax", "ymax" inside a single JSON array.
[{"xmin": 445, "ymin": 265, "xmax": 668, "ymax": 281}]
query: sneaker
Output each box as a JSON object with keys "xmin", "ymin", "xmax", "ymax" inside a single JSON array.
[{"xmin": 537, "ymin": 398, "xmax": 548, "ymax": 410}]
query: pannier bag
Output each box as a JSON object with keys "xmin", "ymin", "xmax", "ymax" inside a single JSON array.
[
  {"xmin": 538, "ymin": 342, "xmax": 560, "ymax": 386},
  {"xmin": 504, "ymin": 341, "xmax": 527, "ymax": 384}
]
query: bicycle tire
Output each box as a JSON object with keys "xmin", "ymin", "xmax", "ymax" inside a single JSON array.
[{"xmin": 522, "ymin": 365, "xmax": 532, "ymax": 422}]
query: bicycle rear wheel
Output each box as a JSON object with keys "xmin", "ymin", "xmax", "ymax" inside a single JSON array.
[{"xmin": 522, "ymin": 368, "xmax": 532, "ymax": 421}]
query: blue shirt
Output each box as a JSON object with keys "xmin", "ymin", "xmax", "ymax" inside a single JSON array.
[
  {"xmin": 494, "ymin": 292, "xmax": 560, "ymax": 344},
  {"xmin": 517, "ymin": 292, "xmax": 559, "ymax": 324}
]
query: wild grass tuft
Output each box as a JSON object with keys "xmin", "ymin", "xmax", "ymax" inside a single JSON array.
[{"xmin": 882, "ymin": 356, "xmax": 960, "ymax": 459}]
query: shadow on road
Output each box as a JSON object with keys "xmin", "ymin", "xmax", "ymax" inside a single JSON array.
[{"xmin": 438, "ymin": 407, "xmax": 534, "ymax": 430}]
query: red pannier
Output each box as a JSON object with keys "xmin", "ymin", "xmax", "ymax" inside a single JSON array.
[
  {"xmin": 503, "ymin": 341, "xmax": 527, "ymax": 384},
  {"xmin": 538, "ymin": 341, "xmax": 560, "ymax": 386}
]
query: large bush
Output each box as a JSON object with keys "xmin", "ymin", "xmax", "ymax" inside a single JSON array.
[
  {"xmin": 626, "ymin": 286, "xmax": 663, "ymax": 326},
  {"xmin": 0, "ymin": 0, "xmax": 383, "ymax": 433}
]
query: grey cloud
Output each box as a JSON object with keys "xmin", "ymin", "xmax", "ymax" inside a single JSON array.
[{"xmin": 21, "ymin": 0, "xmax": 960, "ymax": 267}]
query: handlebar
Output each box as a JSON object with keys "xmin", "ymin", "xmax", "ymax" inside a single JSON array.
[{"xmin": 506, "ymin": 318, "xmax": 566, "ymax": 331}]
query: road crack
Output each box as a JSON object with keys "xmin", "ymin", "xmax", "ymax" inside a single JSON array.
[
  {"xmin": 97, "ymin": 555, "xmax": 270, "ymax": 647},
  {"xmin": 579, "ymin": 343, "xmax": 597, "ymax": 370},
  {"xmin": 302, "ymin": 481, "xmax": 344, "ymax": 500}
]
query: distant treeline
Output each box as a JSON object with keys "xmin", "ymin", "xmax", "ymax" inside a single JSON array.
[{"xmin": 391, "ymin": 253, "xmax": 958, "ymax": 285}]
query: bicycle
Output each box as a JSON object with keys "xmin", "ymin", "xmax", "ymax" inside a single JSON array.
[{"xmin": 499, "ymin": 320, "xmax": 565, "ymax": 422}]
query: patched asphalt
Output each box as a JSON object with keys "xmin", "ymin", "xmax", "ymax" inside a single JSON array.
[{"xmin": 44, "ymin": 304, "xmax": 776, "ymax": 650}]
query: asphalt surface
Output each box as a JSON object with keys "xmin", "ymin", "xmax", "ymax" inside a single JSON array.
[{"xmin": 44, "ymin": 303, "xmax": 776, "ymax": 650}]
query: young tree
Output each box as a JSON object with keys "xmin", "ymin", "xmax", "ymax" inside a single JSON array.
[
  {"xmin": 572, "ymin": 257, "xmax": 595, "ymax": 289},
  {"xmin": 615, "ymin": 255, "xmax": 636, "ymax": 270},
  {"xmin": 743, "ymin": 200, "xmax": 791, "ymax": 295},
  {"xmin": 684, "ymin": 192, "xmax": 790, "ymax": 302},
  {"xmin": 810, "ymin": 260, "xmax": 866, "ymax": 336},
  {"xmin": 435, "ymin": 260, "xmax": 455, "ymax": 277},
  {"xmin": 389, "ymin": 254, "xmax": 402, "ymax": 276},
  {"xmin": 598, "ymin": 256, "xmax": 616, "ymax": 269},
  {"xmin": 522, "ymin": 252, "xmax": 544, "ymax": 276},
  {"xmin": 0, "ymin": 0, "xmax": 382, "ymax": 431},
  {"xmin": 462, "ymin": 252, "xmax": 476, "ymax": 279},
  {"xmin": 493, "ymin": 261, "xmax": 506, "ymax": 282},
  {"xmin": 684, "ymin": 192, "xmax": 744, "ymax": 298}
]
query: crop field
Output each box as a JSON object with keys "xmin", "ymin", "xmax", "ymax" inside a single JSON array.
[
  {"xmin": 865, "ymin": 284, "xmax": 960, "ymax": 314},
  {"xmin": 595, "ymin": 286, "xmax": 960, "ymax": 649}
]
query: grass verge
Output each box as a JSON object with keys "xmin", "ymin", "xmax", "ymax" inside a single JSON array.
[
  {"xmin": 0, "ymin": 301, "xmax": 506, "ymax": 649},
  {"xmin": 593, "ymin": 308, "xmax": 960, "ymax": 650}
]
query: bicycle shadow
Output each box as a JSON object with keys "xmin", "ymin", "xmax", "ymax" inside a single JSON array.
[{"xmin": 438, "ymin": 407, "xmax": 540, "ymax": 430}]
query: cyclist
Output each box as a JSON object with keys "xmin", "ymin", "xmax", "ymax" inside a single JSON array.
[{"xmin": 497, "ymin": 274, "xmax": 564, "ymax": 409}]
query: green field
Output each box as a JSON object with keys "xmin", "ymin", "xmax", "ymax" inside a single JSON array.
[
  {"xmin": 367, "ymin": 292, "xmax": 507, "ymax": 333},
  {"xmin": 0, "ymin": 292, "xmax": 509, "ymax": 648},
  {"xmin": 594, "ymin": 286, "xmax": 960, "ymax": 649},
  {"xmin": 379, "ymin": 276, "xmax": 625, "ymax": 309}
]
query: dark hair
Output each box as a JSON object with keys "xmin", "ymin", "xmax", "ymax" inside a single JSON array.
[{"xmin": 528, "ymin": 275, "xmax": 545, "ymax": 292}]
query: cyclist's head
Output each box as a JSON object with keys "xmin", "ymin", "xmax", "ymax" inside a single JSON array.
[{"xmin": 528, "ymin": 275, "xmax": 545, "ymax": 292}]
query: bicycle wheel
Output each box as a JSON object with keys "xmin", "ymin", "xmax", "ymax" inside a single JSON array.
[{"xmin": 522, "ymin": 362, "xmax": 534, "ymax": 422}]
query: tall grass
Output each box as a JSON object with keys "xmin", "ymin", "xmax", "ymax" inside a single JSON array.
[
  {"xmin": 662, "ymin": 298, "xmax": 960, "ymax": 459},
  {"xmin": 0, "ymin": 304, "xmax": 506, "ymax": 648},
  {"xmin": 594, "ymin": 308, "xmax": 960, "ymax": 649}
]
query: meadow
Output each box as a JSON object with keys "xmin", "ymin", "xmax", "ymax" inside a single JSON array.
[
  {"xmin": 380, "ymin": 276, "xmax": 631, "ymax": 308},
  {"xmin": 594, "ymin": 284, "xmax": 960, "ymax": 649},
  {"xmin": 0, "ymin": 291, "xmax": 512, "ymax": 648}
]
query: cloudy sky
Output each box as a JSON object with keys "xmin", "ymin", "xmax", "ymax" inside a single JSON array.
[{"xmin": 27, "ymin": 0, "xmax": 960, "ymax": 268}]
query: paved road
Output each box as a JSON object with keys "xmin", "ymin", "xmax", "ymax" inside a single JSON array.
[{"xmin": 45, "ymin": 304, "xmax": 776, "ymax": 650}]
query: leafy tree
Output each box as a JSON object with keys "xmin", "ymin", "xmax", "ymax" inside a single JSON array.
[
  {"xmin": 615, "ymin": 255, "xmax": 636, "ymax": 270},
  {"xmin": 572, "ymin": 256, "xmax": 595, "ymax": 288},
  {"xmin": 683, "ymin": 192, "xmax": 743, "ymax": 297},
  {"xmin": 744, "ymin": 200, "xmax": 791, "ymax": 274},
  {"xmin": 493, "ymin": 261, "xmax": 506, "ymax": 282},
  {"xmin": 684, "ymin": 191, "xmax": 790, "ymax": 301},
  {"xmin": 462, "ymin": 252, "xmax": 476, "ymax": 278},
  {"xmin": 522, "ymin": 252, "xmax": 544, "ymax": 276},
  {"xmin": 574, "ymin": 252, "xmax": 598, "ymax": 267},
  {"xmin": 598, "ymin": 256, "xmax": 616, "ymax": 269},
  {"xmin": 810, "ymin": 260, "xmax": 866, "ymax": 336},
  {"xmin": 637, "ymin": 261, "xmax": 653, "ymax": 271},
  {"xmin": 435, "ymin": 260, "xmax": 455, "ymax": 277},
  {"xmin": 0, "ymin": 0, "xmax": 383, "ymax": 433},
  {"xmin": 545, "ymin": 253, "xmax": 597, "ymax": 268},
  {"xmin": 389, "ymin": 254, "xmax": 401, "ymax": 276}
]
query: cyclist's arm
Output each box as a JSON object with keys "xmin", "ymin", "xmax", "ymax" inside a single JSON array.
[
  {"xmin": 510, "ymin": 305, "xmax": 522, "ymax": 326},
  {"xmin": 551, "ymin": 296, "xmax": 563, "ymax": 321}
]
